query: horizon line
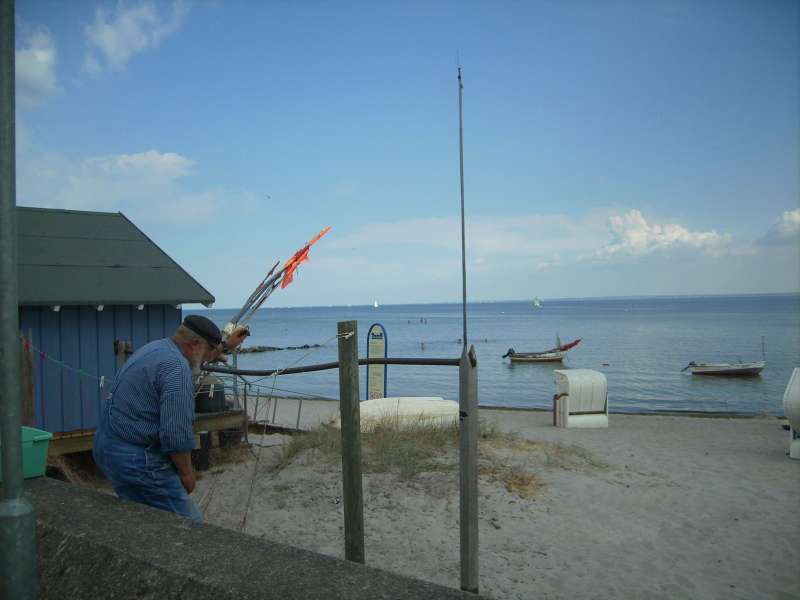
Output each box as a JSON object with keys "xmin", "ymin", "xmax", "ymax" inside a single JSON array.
[{"xmin": 189, "ymin": 290, "xmax": 800, "ymax": 311}]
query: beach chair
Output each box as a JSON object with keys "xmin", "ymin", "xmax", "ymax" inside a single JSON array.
[
  {"xmin": 552, "ymin": 369, "xmax": 608, "ymax": 428},
  {"xmin": 783, "ymin": 368, "xmax": 800, "ymax": 460}
]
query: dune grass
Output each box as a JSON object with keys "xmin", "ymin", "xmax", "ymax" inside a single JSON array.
[
  {"xmin": 275, "ymin": 415, "xmax": 607, "ymax": 499},
  {"xmin": 278, "ymin": 416, "xmax": 464, "ymax": 478}
]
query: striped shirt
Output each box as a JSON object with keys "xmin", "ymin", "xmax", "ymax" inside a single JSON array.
[{"xmin": 102, "ymin": 338, "xmax": 196, "ymax": 454}]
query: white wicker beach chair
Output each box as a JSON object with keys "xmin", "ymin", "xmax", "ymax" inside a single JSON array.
[
  {"xmin": 552, "ymin": 369, "xmax": 609, "ymax": 428},
  {"xmin": 783, "ymin": 368, "xmax": 800, "ymax": 460}
]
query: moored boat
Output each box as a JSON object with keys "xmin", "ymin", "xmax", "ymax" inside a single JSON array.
[
  {"xmin": 681, "ymin": 361, "xmax": 765, "ymax": 376},
  {"xmin": 503, "ymin": 337, "xmax": 582, "ymax": 363}
]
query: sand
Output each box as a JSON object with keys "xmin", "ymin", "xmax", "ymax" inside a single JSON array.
[{"xmin": 193, "ymin": 403, "xmax": 800, "ymax": 600}]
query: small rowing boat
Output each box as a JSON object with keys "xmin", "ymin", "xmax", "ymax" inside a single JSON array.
[
  {"xmin": 681, "ymin": 361, "xmax": 765, "ymax": 376},
  {"xmin": 502, "ymin": 337, "xmax": 582, "ymax": 363},
  {"xmin": 682, "ymin": 337, "xmax": 767, "ymax": 376}
]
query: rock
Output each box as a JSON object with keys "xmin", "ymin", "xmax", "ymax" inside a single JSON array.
[{"xmin": 237, "ymin": 344, "xmax": 320, "ymax": 354}]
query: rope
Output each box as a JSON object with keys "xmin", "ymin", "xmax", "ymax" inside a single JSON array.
[{"xmin": 20, "ymin": 333, "xmax": 107, "ymax": 386}]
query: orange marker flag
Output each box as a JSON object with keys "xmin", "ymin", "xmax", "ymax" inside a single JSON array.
[{"xmin": 281, "ymin": 226, "xmax": 331, "ymax": 289}]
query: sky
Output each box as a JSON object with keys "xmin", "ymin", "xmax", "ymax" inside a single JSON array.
[{"xmin": 14, "ymin": 0, "xmax": 800, "ymax": 308}]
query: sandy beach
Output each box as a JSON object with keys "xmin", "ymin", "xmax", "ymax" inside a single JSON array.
[{"xmin": 190, "ymin": 402, "xmax": 800, "ymax": 600}]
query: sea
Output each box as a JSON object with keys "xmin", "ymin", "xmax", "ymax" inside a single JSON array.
[{"xmin": 196, "ymin": 294, "xmax": 800, "ymax": 416}]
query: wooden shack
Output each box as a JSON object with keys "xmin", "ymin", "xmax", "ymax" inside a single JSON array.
[{"xmin": 17, "ymin": 207, "xmax": 215, "ymax": 437}]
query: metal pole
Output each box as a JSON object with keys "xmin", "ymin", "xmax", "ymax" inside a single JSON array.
[
  {"xmin": 337, "ymin": 320, "xmax": 364, "ymax": 563},
  {"xmin": 242, "ymin": 381, "xmax": 249, "ymax": 444},
  {"xmin": 458, "ymin": 68, "xmax": 468, "ymax": 349},
  {"xmin": 458, "ymin": 345, "xmax": 479, "ymax": 593},
  {"xmin": 232, "ymin": 350, "xmax": 239, "ymax": 407},
  {"xmin": 0, "ymin": 0, "xmax": 39, "ymax": 596}
]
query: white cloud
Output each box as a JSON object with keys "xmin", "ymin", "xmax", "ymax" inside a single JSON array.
[
  {"xmin": 16, "ymin": 27, "xmax": 59, "ymax": 106},
  {"xmin": 758, "ymin": 209, "xmax": 800, "ymax": 246},
  {"xmin": 85, "ymin": 149, "xmax": 194, "ymax": 180},
  {"xmin": 83, "ymin": 0, "xmax": 190, "ymax": 73},
  {"xmin": 593, "ymin": 210, "xmax": 732, "ymax": 258},
  {"xmin": 16, "ymin": 147, "xmax": 252, "ymax": 225}
]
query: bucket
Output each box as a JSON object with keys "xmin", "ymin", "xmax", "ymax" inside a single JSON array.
[
  {"xmin": 0, "ymin": 426, "xmax": 53, "ymax": 482},
  {"xmin": 196, "ymin": 375, "xmax": 226, "ymax": 413}
]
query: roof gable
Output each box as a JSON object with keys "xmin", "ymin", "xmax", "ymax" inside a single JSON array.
[{"xmin": 18, "ymin": 207, "xmax": 215, "ymax": 306}]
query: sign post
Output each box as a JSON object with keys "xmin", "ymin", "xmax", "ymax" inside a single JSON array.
[{"xmin": 366, "ymin": 323, "xmax": 387, "ymax": 400}]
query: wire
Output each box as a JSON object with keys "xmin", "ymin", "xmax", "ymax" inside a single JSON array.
[{"xmin": 239, "ymin": 329, "xmax": 350, "ymax": 532}]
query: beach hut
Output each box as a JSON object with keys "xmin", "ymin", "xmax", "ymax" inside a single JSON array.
[{"xmin": 16, "ymin": 207, "xmax": 215, "ymax": 437}]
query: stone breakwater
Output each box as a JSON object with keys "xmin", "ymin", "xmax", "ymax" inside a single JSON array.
[{"xmin": 238, "ymin": 344, "xmax": 321, "ymax": 354}]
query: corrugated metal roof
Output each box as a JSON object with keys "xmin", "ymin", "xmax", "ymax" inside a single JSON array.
[{"xmin": 18, "ymin": 207, "xmax": 215, "ymax": 306}]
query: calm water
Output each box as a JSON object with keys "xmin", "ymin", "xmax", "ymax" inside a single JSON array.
[{"xmin": 197, "ymin": 294, "xmax": 800, "ymax": 415}]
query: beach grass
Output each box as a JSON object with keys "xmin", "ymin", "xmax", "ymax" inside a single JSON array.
[{"xmin": 274, "ymin": 416, "xmax": 594, "ymax": 496}]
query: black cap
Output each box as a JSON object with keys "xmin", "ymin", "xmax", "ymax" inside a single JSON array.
[{"xmin": 182, "ymin": 315, "xmax": 222, "ymax": 346}]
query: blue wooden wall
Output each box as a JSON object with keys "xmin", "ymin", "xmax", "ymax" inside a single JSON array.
[{"xmin": 18, "ymin": 304, "xmax": 182, "ymax": 434}]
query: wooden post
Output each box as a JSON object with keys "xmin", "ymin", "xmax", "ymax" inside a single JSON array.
[
  {"xmin": 192, "ymin": 432, "xmax": 211, "ymax": 471},
  {"xmin": 459, "ymin": 344, "xmax": 479, "ymax": 593},
  {"xmin": 337, "ymin": 320, "xmax": 364, "ymax": 564},
  {"xmin": 295, "ymin": 398, "xmax": 304, "ymax": 430},
  {"xmin": 20, "ymin": 331, "xmax": 34, "ymax": 427}
]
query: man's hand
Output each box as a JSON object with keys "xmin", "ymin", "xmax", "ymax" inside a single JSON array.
[
  {"xmin": 180, "ymin": 471, "xmax": 197, "ymax": 494},
  {"xmin": 205, "ymin": 325, "xmax": 250, "ymax": 363},
  {"xmin": 169, "ymin": 451, "xmax": 196, "ymax": 494},
  {"xmin": 225, "ymin": 325, "xmax": 250, "ymax": 351}
]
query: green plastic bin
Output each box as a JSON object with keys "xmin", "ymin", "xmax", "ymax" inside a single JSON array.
[{"xmin": 0, "ymin": 426, "xmax": 53, "ymax": 482}]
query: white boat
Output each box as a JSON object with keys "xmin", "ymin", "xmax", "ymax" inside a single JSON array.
[
  {"xmin": 331, "ymin": 397, "xmax": 458, "ymax": 432},
  {"xmin": 373, "ymin": 300, "xmax": 379, "ymax": 309},
  {"xmin": 681, "ymin": 361, "xmax": 765, "ymax": 376},
  {"xmin": 682, "ymin": 337, "xmax": 767, "ymax": 376}
]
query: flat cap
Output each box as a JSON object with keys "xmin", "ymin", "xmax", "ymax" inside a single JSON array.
[{"xmin": 182, "ymin": 315, "xmax": 222, "ymax": 346}]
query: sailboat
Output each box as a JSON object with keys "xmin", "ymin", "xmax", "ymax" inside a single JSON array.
[
  {"xmin": 532, "ymin": 297, "xmax": 542, "ymax": 309},
  {"xmin": 373, "ymin": 300, "xmax": 379, "ymax": 309}
]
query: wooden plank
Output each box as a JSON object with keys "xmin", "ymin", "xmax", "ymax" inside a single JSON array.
[
  {"xmin": 458, "ymin": 345, "xmax": 479, "ymax": 593},
  {"xmin": 20, "ymin": 331, "xmax": 35, "ymax": 427},
  {"xmin": 337, "ymin": 320, "xmax": 365, "ymax": 564},
  {"xmin": 49, "ymin": 433, "xmax": 94, "ymax": 456},
  {"xmin": 39, "ymin": 307, "xmax": 61, "ymax": 433},
  {"xmin": 96, "ymin": 308, "xmax": 116, "ymax": 415},
  {"xmin": 48, "ymin": 411, "xmax": 245, "ymax": 457},
  {"xmin": 147, "ymin": 304, "xmax": 164, "ymax": 340},
  {"xmin": 59, "ymin": 307, "xmax": 82, "ymax": 431},
  {"xmin": 193, "ymin": 410, "xmax": 245, "ymax": 433},
  {"xmin": 131, "ymin": 304, "xmax": 148, "ymax": 350},
  {"xmin": 78, "ymin": 306, "xmax": 100, "ymax": 430}
]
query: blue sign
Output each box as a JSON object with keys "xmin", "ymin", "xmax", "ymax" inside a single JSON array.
[{"xmin": 366, "ymin": 323, "xmax": 387, "ymax": 400}]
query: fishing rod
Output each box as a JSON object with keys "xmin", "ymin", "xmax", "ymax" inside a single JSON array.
[{"xmin": 221, "ymin": 226, "xmax": 332, "ymax": 341}]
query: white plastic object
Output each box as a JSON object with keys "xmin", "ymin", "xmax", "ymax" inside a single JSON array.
[
  {"xmin": 783, "ymin": 368, "xmax": 800, "ymax": 460},
  {"xmin": 332, "ymin": 397, "xmax": 458, "ymax": 432},
  {"xmin": 553, "ymin": 369, "xmax": 609, "ymax": 428}
]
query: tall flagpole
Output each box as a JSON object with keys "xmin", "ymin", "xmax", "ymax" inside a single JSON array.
[
  {"xmin": 458, "ymin": 68, "xmax": 467, "ymax": 349},
  {"xmin": 456, "ymin": 67, "xmax": 479, "ymax": 596}
]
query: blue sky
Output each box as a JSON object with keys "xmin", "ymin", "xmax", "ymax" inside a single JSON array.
[{"xmin": 15, "ymin": 0, "xmax": 800, "ymax": 308}]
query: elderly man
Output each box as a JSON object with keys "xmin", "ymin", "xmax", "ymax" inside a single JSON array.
[{"xmin": 93, "ymin": 315, "xmax": 247, "ymax": 521}]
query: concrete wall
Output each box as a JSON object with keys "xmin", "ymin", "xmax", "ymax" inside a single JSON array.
[{"xmin": 27, "ymin": 478, "xmax": 480, "ymax": 600}]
